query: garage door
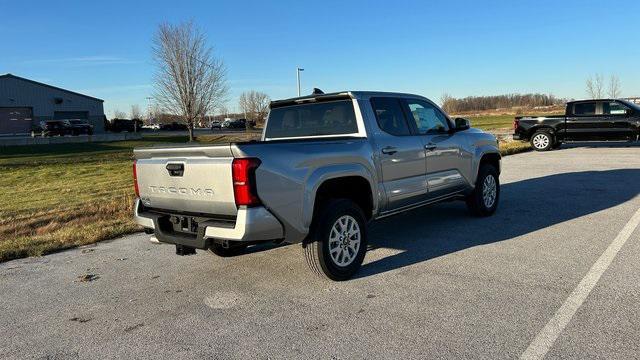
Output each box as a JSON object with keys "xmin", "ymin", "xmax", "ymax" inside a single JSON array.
[
  {"xmin": 0, "ymin": 107, "xmax": 33, "ymax": 135},
  {"xmin": 54, "ymin": 111, "xmax": 88, "ymax": 120}
]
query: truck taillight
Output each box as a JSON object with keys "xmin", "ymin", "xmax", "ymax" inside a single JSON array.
[
  {"xmin": 232, "ymin": 158, "xmax": 261, "ymax": 207},
  {"xmin": 513, "ymin": 118, "xmax": 519, "ymax": 130},
  {"xmin": 133, "ymin": 160, "xmax": 140, "ymax": 198}
]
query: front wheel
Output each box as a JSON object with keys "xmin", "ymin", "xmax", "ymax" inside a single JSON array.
[
  {"xmin": 466, "ymin": 164, "xmax": 500, "ymax": 217},
  {"xmin": 304, "ymin": 199, "xmax": 368, "ymax": 281}
]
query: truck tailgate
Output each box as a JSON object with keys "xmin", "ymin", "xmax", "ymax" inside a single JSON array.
[{"xmin": 134, "ymin": 145, "xmax": 237, "ymax": 216}]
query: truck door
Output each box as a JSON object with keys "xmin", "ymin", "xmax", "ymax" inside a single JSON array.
[
  {"xmin": 370, "ymin": 97, "xmax": 428, "ymax": 212},
  {"xmin": 565, "ymin": 101, "xmax": 609, "ymax": 140},
  {"xmin": 402, "ymin": 99, "xmax": 468, "ymax": 199},
  {"xmin": 604, "ymin": 100, "xmax": 635, "ymax": 140}
]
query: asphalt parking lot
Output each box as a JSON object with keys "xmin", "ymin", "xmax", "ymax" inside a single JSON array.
[{"xmin": 1, "ymin": 143, "xmax": 639, "ymax": 359}]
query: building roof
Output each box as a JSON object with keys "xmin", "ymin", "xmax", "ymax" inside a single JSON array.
[{"xmin": 0, "ymin": 73, "xmax": 104, "ymax": 102}]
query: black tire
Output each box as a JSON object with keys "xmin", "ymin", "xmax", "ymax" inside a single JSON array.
[
  {"xmin": 530, "ymin": 131, "xmax": 553, "ymax": 151},
  {"xmin": 304, "ymin": 199, "xmax": 368, "ymax": 281},
  {"xmin": 207, "ymin": 242, "xmax": 248, "ymax": 257},
  {"xmin": 466, "ymin": 164, "xmax": 500, "ymax": 217}
]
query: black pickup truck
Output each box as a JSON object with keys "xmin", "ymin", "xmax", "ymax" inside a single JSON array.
[{"xmin": 513, "ymin": 99, "xmax": 640, "ymax": 151}]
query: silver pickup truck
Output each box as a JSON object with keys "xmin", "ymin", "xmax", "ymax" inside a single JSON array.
[{"xmin": 133, "ymin": 91, "xmax": 501, "ymax": 280}]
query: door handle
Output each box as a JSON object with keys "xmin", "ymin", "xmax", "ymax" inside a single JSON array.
[
  {"xmin": 381, "ymin": 146, "xmax": 397, "ymax": 155},
  {"xmin": 424, "ymin": 143, "xmax": 437, "ymax": 151}
]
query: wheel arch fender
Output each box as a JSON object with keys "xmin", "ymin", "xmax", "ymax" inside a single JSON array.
[
  {"xmin": 303, "ymin": 163, "xmax": 376, "ymax": 230},
  {"xmin": 530, "ymin": 125, "xmax": 556, "ymax": 137},
  {"xmin": 471, "ymin": 147, "xmax": 501, "ymax": 186}
]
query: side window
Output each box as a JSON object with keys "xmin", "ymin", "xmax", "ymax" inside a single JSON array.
[
  {"xmin": 370, "ymin": 97, "xmax": 411, "ymax": 136},
  {"xmin": 573, "ymin": 102, "xmax": 596, "ymax": 116},
  {"xmin": 603, "ymin": 101, "xmax": 629, "ymax": 115},
  {"xmin": 405, "ymin": 100, "xmax": 449, "ymax": 134}
]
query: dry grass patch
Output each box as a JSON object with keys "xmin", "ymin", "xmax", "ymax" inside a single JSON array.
[{"xmin": 500, "ymin": 140, "xmax": 531, "ymax": 156}]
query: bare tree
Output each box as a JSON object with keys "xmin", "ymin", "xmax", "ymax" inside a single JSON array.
[
  {"xmin": 586, "ymin": 73, "xmax": 605, "ymax": 99},
  {"xmin": 112, "ymin": 109, "xmax": 127, "ymax": 119},
  {"xmin": 130, "ymin": 104, "xmax": 142, "ymax": 120},
  {"xmin": 152, "ymin": 21, "xmax": 229, "ymax": 141},
  {"xmin": 238, "ymin": 91, "xmax": 271, "ymax": 127},
  {"xmin": 436, "ymin": 93, "xmax": 563, "ymax": 113},
  {"xmin": 440, "ymin": 93, "xmax": 456, "ymax": 113},
  {"xmin": 218, "ymin": 104, "xmax": 229, "ymax": 119},
  {"xmin": 608, "ymin": 75, "xmax": 621, "ymax": 98}
]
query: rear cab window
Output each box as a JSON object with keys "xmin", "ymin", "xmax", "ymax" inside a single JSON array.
[
  {"xmin": 264, "ymin": 100, "xmax": 360, "ymax": 140},
  {"xmin": 370, "ymin": 97, "xmax": 411, "ymax": 136},
  {"xmin": 573, "ymin": 102, "xmax": 597, "ymax": 116}
]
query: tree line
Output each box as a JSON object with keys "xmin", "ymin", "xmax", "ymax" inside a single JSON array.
[{"xmin": 440, "ymin": 93, "xmax": 565, "ymax": 114}]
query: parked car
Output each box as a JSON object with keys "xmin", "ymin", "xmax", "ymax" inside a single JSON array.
[
  {"xmin": 211, "ymin": 121, "xmax": 222, "ymax": 130},
  {"xmin": 108, "ymin": 119, "xmax": 143, "ymax": 133},
  {"xmin": 226, "ymin": 119, "xmax": 247, "ymax": 129},
  {"xmin": 160, "ymin": 122, "xmax": 188, "ymax": 131},
  {"xmin": 64, "ymin": 119, "xmax": 93, "ymax": 135},
  {"xmin": 513, "ymin": 99, "xmax": 640, "ymax": 151},
  {"xmin": 142, "ymin": 124, "xmax": 161, "ymax": 130},
  {"xmin": 132, "ymin": 91, "xmax": 501, "ymax": 280},
  {"xmin": 37, "ymin": 120, "xmax": 72, "ymax": 137}
]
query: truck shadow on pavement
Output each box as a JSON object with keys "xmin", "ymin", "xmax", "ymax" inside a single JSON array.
[{"xmin": 356, "ymin": 169, "xmax": 640, "ymax": 279}]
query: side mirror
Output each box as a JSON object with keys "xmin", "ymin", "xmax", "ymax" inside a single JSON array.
[
  {"xmin": 625, "ymin": 109, "xmax": 634, "ymax": 116},
  {"xmin": 454, "ymin": 117, "xmax": 470, "ymax": 131}
]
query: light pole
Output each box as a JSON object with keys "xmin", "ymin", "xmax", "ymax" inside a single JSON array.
[
  {"xmin": 296, "ymin": 67, "xmax": 304, "ymax": 97},
  {"xmin": 145, "ymin": 96, "xmax": 153, "ymax": 121}
]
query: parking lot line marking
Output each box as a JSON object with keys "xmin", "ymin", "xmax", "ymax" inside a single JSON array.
[{"xmin": 520, "ymin": 206, "xmax": 640, "ymax": 360}]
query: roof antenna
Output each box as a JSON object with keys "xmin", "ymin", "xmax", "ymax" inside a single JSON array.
[{"xmin": 312, "ymin": 88, "xmax": 324, "ymax": 95}]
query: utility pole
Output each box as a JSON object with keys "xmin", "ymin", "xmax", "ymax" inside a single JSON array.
[{"xmin": 296, "ymin": 67, "xmax": 304, "ymax": 97}]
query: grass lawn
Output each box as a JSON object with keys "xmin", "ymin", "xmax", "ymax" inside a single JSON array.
[
  {"xmin": 0, "ymin": 133, "xmax": 261, "ymax": 262},
  {"xmin": 465, "ymin": 114, "xmax": 515, "ymax": 131},
  {"xmin": 0, "ymin": 127, "xmax": 527, "ymax": 262}
]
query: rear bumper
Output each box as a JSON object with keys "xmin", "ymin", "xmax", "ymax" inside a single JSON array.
[
  {"xmin": 134, "ymin": 198, "xmax": 284, "ymax": 248},
  {"xmin": 512, "ymin": 133, "xmax": 522, "ymax": 140}
]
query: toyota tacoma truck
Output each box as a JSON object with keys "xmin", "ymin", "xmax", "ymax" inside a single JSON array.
[
  {"xmin": 133, "ymin": 91, "xmax": 501, "ymax": 280},
  {"xmin": 513, "ymin": 99, "xmax": 640, "ymax": 151}
]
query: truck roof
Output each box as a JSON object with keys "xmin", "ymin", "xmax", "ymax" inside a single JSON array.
[
  {"xmin": 567, "ymin": 98, "xmax": 619, "ymax": 104},
  {"xmin": 270, "ymin": 91, "xmax": 428, "ymax": 108}
]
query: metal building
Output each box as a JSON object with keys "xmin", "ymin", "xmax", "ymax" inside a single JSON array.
[{"xmin": 0, "ymin": 74, "xmax": 105, "ymax": 135}]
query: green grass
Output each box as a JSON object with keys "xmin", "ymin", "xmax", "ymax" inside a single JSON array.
[
  {"xmin": 0, "ymin": 134, "xmax": 262, "ymax": 262},
  {"xmin": 466, "ymin": 115, "xmax": 515, "ymax": 131},
  {"xmin": 1, "ymin": 129, "xmax": 524, "ymax": 262}
]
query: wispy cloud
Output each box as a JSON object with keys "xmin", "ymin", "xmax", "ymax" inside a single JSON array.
[{"xmin": 24, "ymin": 55, "xmax": 141, "ymax": 66}]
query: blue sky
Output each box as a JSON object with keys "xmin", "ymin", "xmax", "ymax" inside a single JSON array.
[{"xmin": 1, "ymin": 0, "xmax": 639, "ymax": 116}]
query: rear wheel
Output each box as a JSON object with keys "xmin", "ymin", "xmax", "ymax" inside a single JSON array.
[
  {"xmin": 466, "ymin": 164, "xmax": 500, "ymax": 217},
  {"xmin": 304, "ymin": 199, "xmax": 368, "ymax": 281},
  {"xmin": 531, "ymin": 131, "xmax": 553, "ymax": 151}
]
